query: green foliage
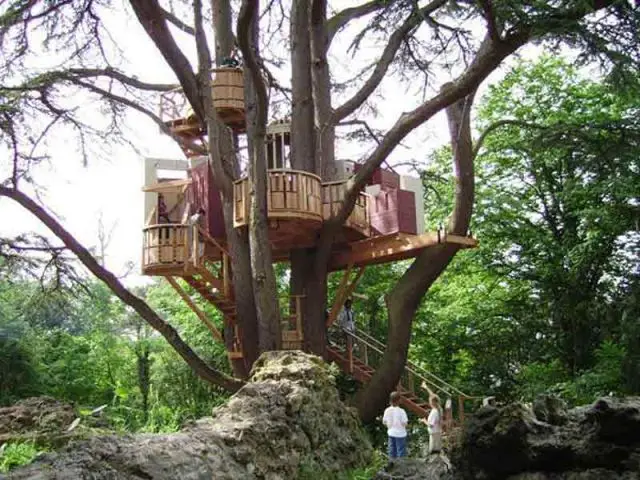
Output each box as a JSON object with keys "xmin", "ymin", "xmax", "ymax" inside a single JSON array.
[
  {"xmin": 0, "ymin": 442, "xmax": 47, "ymax": 473},
  {"xmin": 409, "ymin": 56, "xmax": 640, "ymax": 404},
  {"xmin": 298, "ymin": 449, "xmax": 386, "ymax": 480},
  {"xmin": 0, "ymin": 276, "xmax": 229, "ymax": 432}
]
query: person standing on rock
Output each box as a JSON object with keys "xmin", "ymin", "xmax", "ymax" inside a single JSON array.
[
  {"xmin": 383, "ymin": 391, "xmax": 409, "ymax": 459},
  {"xmin": 421, "ymin": 394, "xmax": 443, "ymax": 454}
]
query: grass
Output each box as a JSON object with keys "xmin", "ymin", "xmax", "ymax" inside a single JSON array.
[{"xmin": 0, "ymin": 441, "xmax": 48, "ymax": 473}]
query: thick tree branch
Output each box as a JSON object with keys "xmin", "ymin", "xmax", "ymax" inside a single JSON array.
[
  {"xmin": 238, "ymin": 1, "xmax": 268, "ymax": 130},
  {"xmin": 356, "ymin": 90, "xmax": 475, "ymax": 422},
  {"xmin": 331, "ymin": 33, "xmax": 529, "ymax": 229},
  {"xmin": 332, "ymin": 0, "xmax": 447, "ymax": 123},
  {"xmin": 0, "ymin": 186, "xmax": 244, "ymax": 393},
  {"xmin": 129, "ymin": 0, "xmax": 205, "ymax": 122},
  {"xmin": 326, "ymin": 0, "xmax": 388, "ymax": 45},
  {"xmin": 160, "ymin": 6, "xmax": 195, "ymax": 35}
]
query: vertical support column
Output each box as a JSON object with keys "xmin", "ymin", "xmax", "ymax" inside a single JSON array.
[
  {"xmin": 458, "ymin": 396, "xmax": 465, "ymax": 426},
  {"xmin": 223, "ymin": 253, "xmax": 231, "ymax": 298},
  {"xmin": 347, "ymin": 335, "xmax": 353, "ymax": 374},
  {"xmin": 295, "ymin": 295, "xmax": 303, "ymax": 342}
]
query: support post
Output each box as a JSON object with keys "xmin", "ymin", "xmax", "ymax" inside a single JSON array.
[
  {"xmin": 165, "ymin": 276, "xmax": 223, "ymax": 342},
  {"xmin": 458, "ymin": 395, "xmax": 465, "ymax": 426}
]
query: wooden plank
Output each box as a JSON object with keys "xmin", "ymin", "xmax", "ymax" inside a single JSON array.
[
  {"xmin": 195, "ymin": 266, "xmax": 224, "ymax": 293},
  {"xmin": 328, "ymin": 231, "xmax": 478, "ymax": 271},
  {"xmin": 165, "ymin": 276, "xmax": 223, "ymax": 342},
  {"xmin": 142, "ymin": 178, "xmax": 192, "ymax": 193},
  {"xmin": 326, "ymin": 264, "xmax": 353, "ymax": 327}
]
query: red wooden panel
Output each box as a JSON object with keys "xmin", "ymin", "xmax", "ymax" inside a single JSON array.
[
  {"xmin": 189, "ymin": 163, "xmax": 226, "ymax": 239},
  {"xmin": 368, "ymin": 189, "xmax": 416, "ymax": 235},
  {"xmin": 353, "ymin": 165, "xmax": 400, "ymax": 190}
]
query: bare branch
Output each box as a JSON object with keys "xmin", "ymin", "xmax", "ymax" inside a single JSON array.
[
  {"xmin": 332, "ymin": 0, "xmax": 447, "ymax": 123},
  {"xmin": 326, "ymin": 0, "xmax": 388, "ymax": 45},
  {"xmin": 160, "ymin": 5, "xmax": 196, "ymax": 35},
  {"xmin": 128, "ymin": 0, "xmax": 205, "ymax": 121},
  {"xmin": 68, "ymin": 78, "xmax": 206, "ymax": 156},
  {"xmin": 472, "ymin": 119, "xmax": 547, "ymax": 160}
]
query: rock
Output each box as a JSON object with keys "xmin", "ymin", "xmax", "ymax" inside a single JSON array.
[
  {"xmin": 450, "ymin": 396, "xmax": 640, "ymax": 480},
  {"xmin": 372, "ymin": 456, "xmax": 455, "ymax": 480},
  {"xmin": 533, "ymin": 395, "xmax": 568, "ymax": 426},
  {"xmin": 0, "ymin": 396, "xmax": 77, "ymax": 446},
  {"xmin": 4, "ymin": 351, "xmax": 372, "ymax": 479}
]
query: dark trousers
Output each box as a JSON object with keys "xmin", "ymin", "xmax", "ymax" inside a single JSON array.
[{"xmin": 388, "ymin": 435, "xmax": 407, "ymax": 458}]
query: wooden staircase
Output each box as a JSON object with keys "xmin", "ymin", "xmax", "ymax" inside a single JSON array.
[{"xmin": 327, "ymin": 326, "xmax": 474, "ymax": 425}]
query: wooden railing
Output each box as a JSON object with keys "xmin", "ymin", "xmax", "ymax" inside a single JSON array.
[
  {"xmin": 159, "ymin": 86, "xmax": 191, "ymax": 124},
  {"xmin": 321, "ymin": 180, "xmax": 370, "ymax": 236},
  {"xmin": 142, "ymin": 224, "xmax": 190, "ymax": 271},
  {"xmin": 233, "ymin": 169, "xmax": 323, "ymax": 227},
  {"xmin": 142, "ymin": 223, "xmax": 209, "ymax": 274}
]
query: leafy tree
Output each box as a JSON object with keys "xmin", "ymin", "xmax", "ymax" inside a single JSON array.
[{"xmin": 418, "ymin": 56, "xmax": 639, "ymax": 402}]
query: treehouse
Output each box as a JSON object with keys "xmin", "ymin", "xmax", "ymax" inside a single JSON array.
[
  {"xmin": 145, "ymin": 65, "xmax": 480, "ymax": 420},
  {"xmin": 159, "ymin": 67, "xmax": 246, "ymax": 144},
  {"xmin": 142, "ymin": 100, "xmax": 478, "ymax": 418}
]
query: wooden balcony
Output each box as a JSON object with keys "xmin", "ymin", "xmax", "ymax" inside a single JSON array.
[
  {"xmin": 322, "ymin": 180, "xmax": 370, "ymax": 238},
  {"xmin": 233, "ymin": 169, "xmax": 324, "ymax": 249},
  {"xmin": 142, "ymin": 224, "xmax": 192, "ymax": 275}
]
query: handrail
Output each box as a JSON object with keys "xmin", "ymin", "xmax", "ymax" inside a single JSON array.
[
  {"xmin": 233, "ymin": 168, "xmax": 322, "ymax": 184},
  {"xmin": 329, "ymin": 325, "xmax": 470, "ymax": 400},
  {"xmin": 197, "ymin": 226, "xmax": 229, "ymax": 257},
  {"xmin": 143, "ymin": 223, "xmax": 188, "ymax": 230},
  {"xmin": 352, "ymin": 327, "xmax": 469, "ymax": 397}
]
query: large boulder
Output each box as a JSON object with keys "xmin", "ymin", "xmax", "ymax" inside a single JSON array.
[
  {"xmin": 451, "ymin": 396, "xmax": 640, "ymax": 479},
  {"xmin": 3, "ymin": 351, "xmax": 372, "ymax": 480}
]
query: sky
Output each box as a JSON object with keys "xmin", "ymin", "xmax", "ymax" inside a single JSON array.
[{"xmin": 0, "ymin": 1, "xmax": 539, "ymax": 285}]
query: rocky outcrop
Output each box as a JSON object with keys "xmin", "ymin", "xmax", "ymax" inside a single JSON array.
[
  {"xmin": 373, "ymin": 396, "xmax": 640, "ymax": 480},
  {"xmin": 3, "ymin": 351, "xmax": 372, "ymax": 480},
  {"xmin": 453, "ymin": 396, "xmax": 640, "ymax": 479},
  {"xmin": 0, "ymin": 397, "xmax": 79, "ymax": 446},
  {"xmin": 373, "ymin": 456, "xmax": 455, "ymax": 480}
]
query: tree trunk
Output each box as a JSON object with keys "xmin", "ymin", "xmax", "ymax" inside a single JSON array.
[
  {"xmin": 309, "ymin": 0, "xmax": 335, "ymax": 179},
  {"xmin": 207, "ymin": 0, "xmax": 260, "ymax": 375},
  {"xmin": 355, "ymin": 92, "xmax": 476, "ymax": 422},
  {"xmin": 239, "ymin": 0, "xmax": 282, "ymax": 351},
  {"xmin": 0, "ymin": 186, "xmax": 244, "ymax": 393}
]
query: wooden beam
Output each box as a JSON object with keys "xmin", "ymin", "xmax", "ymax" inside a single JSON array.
[
  {"xmin": 195, "ymin": 266, "xmax": 224, "ymax": 293},
  {"xmin": 326, "ymin": 266, "xmax": 366, "ymax": 327},
  {"xmin": 142, "ymin": 178, "xmax": 192, "ymax": 193},
  {"xmin": 327, "ymin": 264, "xmax": 353, "ymax": 327},
  {"xmin": 165, "ymin": 276, "xmax": 223, "ymax": 342},
  {"xmin": 328, "ymin": 231, "xmax": 478, "ymax": 271}
]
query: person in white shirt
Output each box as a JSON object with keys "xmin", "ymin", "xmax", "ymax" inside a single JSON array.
[
  {"xmin": 382, "ymin": 391, "xmax": 409, "ymax": 458},
  {"xmin": 420, "ymin": 394, "xmax": 443, "ymax": 454}
]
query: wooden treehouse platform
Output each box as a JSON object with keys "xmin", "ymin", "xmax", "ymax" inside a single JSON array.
[{"xmin": 148, "ymin": 75, "xmax": 479, "ymax": 400}]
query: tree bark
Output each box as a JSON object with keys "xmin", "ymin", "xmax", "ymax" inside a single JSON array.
[
  {"xmin": 238, "ymin": 0, "xmax": 282, "ymax": 351},
  {"xmin": 354, "ymin": 91, "xmax": 476, "ymax": 422},
  {"xmin": 309, "ymin": 0, "xmax": 335, "ymax": 179},
  {"xmin": 0, "ymin": 186, "xmax": 244, "ymax": 393}
]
